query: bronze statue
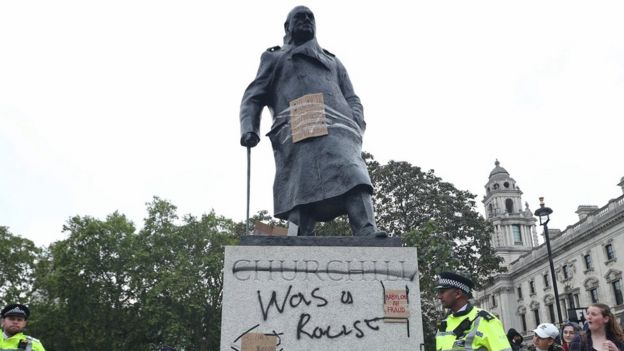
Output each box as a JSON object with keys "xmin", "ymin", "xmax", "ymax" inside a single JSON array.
[{"xmin": 240, "ymin": 6, "xmax": 383, "ymax": 237}]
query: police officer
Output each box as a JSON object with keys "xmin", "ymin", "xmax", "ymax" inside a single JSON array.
[
  {"xmin": 0, "ymin": 304, "xmax": 45, "ymax": 351},
  {"xmin": 435, "ymin": 272, "xmax": 511, "ymax": 351}
]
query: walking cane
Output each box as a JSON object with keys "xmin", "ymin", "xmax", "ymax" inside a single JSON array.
[{"xmin": 245, "ymin": 146, "xmax": 251, "ymax": 235}]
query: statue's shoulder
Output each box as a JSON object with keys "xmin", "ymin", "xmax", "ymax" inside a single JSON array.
[
  {"xmin": 322, "ymin": 48, "xmax": 336, "ymax": 58},
  {"xmin": 261, "ymin": 45, "xmax": 285, "ymax": 59},
  {"xmin": 259, "ymin": 45, "xmax": 284, "ymax": 66},
  {"xmin": 266, "ymin": 45, "xmax": 282, "ymax": 53}
]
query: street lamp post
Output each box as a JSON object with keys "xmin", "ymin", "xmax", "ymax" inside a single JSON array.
[{"xmin": 534, "ymin": 197, "xmax": 564, "ymax": 325}]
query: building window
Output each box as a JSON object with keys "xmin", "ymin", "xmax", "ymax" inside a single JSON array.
[
  {"xmin": 547, "ymin": 304, "xmax": 555, "ymax": 322},
  {"xmin": 612, "ymin": 280, "xmax": 623, "ymax": 305},
  {"xmin": 530, "ymin": 280, "xmax": 536, "ymax": 295},
  {"xmin": 565, "ymin": 293, "xmax": 579, "ymax": 309},
  {"xmin": 544, "ymin": 274, "xmax": 550, "ymax": 288},
  {"xmin": 506, "ymin": 199, "xmax": 514, "ymax": 213},
  {"xmin": 563, "ymin": 265, "xmax": 570, "ymax": 279},
  {"xmin": 520, "ymin": 313, "xmax": 527, "ymax": 333},
  {"xmin": 606, "ymin": 244, "xmax": 615, "ymax": 261},
  {"xmin": 560, "ymin": 298, "xmax": 567, "ymax": 314},
  {"xmin": 584, "ymin": 254, "xmax": 593, "ymax": 270},
  {"xmin": 512, "ymin": 225, "xmax": 522, "ymax": 245},
  {"xmin": 491, "ymin": 295, "xmax": 497, "ymax": 307},
  {"xmin": 590, "ymin": 288, "xmax": 599, "ymax": 303},
  {"xmin": 573, "ymin": 294, "xmax": 580, "ymax": 309},
  {"xmin": 533, "ymin": 309, "xmax": 540, "ymax": 327},
  {"xmin": 517, "ymin": 286, "xmax": 523, "ymax": 299}
]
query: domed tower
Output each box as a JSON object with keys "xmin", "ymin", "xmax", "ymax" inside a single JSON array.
[{"xmin": 483, "ymin": 160, "xmax": 537, "ymax": 267}]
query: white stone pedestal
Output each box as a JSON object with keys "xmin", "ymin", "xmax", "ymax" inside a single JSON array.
[{"xmin": 220, "ymin": 243, "xmax": 424, "ymax": 351}]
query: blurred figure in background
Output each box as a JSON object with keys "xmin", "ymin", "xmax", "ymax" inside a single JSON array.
[
  {"xmin": 561, "ymin": 322, "xmax": 581, "ymax": 351},
  {"xmin": 508, "ymin": 328, "xmax": 526, "ymax": 351},
  {"xmin": 529, "ymin": 323, "xmax": 562, "ymax": 351}
]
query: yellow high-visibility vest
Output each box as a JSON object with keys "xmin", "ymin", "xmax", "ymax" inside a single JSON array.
[
  {"xmin": 0, "ymin": 332, "xmax": 46, "ymax": 351},
  {"xmin": 436, "ymin": 305, "xmax": 511, "ymax": 351}
]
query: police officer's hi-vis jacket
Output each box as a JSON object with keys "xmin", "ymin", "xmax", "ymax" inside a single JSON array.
[
  {"xmin": 0, "ymin": 332, "xmax": 45, "ymax": 351},
  {"xmin": 436, "ymin": 304, "xmax": 511, "ymax": 351}
]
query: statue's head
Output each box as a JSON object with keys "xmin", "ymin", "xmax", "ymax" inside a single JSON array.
[{"xmin": 284, "ymin": 6, "xmax": 315, "ymax": 45}]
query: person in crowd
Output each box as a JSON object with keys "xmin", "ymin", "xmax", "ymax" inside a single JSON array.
[
  {"xmin": 435, "ymin": 272, "xmax": 511, "ymax": 351},
  {"xmin": 562, "ymin": 322, "xmax": 581, "ymax": 351},
  {"xmin": 570, "ymin": 303, "xmax": 624, "ymax": 351},
  {"xmin": 509, "ymin": 328, "xmax": 527, "ymax": 351},
  {"xmin": 529, "ymin": 323, "xmax": 563, "ymax": 351},
  {"xmin": 0, "ymin": 303, "xmax": 45, "ymax": 351}
]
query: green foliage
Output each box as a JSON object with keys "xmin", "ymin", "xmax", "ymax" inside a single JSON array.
[
  {"xmin": 315, "ymin": 214, "xmax": 351, "ymax": 236},
  {"xmin": 365, "ymin": 152, "xmax": 504, "ymax": 281},
  {"xmin": 0, "ymin": 226, "xmax": 39, "ymax": 305},
  {"xmin": 1, "ymin": 153, "xmax": 505, "ymax": 351},
  {"xmin": 365, "ymin": 152, "xmax": 505, "ymax": 350},
  {"xmin": 403, "ymin": 222, "xmax": 454, "ymax": 349},
  {"xmin": 30, "ymin": 212, "xmax": 139, "ymax": 349},
  {"xmin": 27, "ymin": 198, "xmax": 238, "ymax": 351},
  {"xmin": 133, "ymin": 199, "xmax": 239, "ymax": 350}
]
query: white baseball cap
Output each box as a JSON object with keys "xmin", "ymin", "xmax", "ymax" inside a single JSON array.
[{"xmin": 534, "ymin": 323, "xmax": 559, "ymax": 339}]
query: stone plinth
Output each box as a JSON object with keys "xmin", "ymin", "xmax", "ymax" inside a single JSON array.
[
  {"xmin": 220, "ymin": 239, "xmax": 424, "ymax": 351},
  {"xmin": 239, "ymin": 235, "xmax": 402, "ymax": 247}
]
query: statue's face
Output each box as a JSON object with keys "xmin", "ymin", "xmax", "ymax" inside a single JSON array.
[{"xmin": 287, "ymin": 6, "xmax": 315, "ymax": 44}]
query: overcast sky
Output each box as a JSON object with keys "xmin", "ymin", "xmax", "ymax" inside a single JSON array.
[{"xmin": 1, "ymin": 1, "xmax": 623, "ymax": 247}]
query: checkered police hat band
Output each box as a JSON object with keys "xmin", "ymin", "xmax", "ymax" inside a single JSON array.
[
  {"xmin": 5, "ymin": 307, "xmax": 25, "ymax": 315},
  {"xmin": 439, "ymin": 278, "xmax": 471, "ymax": 293}
]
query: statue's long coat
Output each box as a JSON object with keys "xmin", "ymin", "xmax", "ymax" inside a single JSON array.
[{"xmin": 240, "ymin": 39, "xmax": 373, "ymax": 221}]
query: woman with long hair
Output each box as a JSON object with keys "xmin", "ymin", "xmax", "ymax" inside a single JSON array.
[
  {"xmin": 570, "ymin": 303, "xmax": 624, "ymax": 351},
  {"xmin": 562, "ymin": 322, "xmax": 581, "ymax": 351}
]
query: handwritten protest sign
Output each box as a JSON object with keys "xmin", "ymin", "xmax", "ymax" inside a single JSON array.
[
  {"xmin": 241, "ymin": 333, "xmax": 277, "ymax": 351},
  {"xmin": 384, "ymin": 289, "xmax": 409, "ymax": 322},
  {"xmin": 290, "ymin": 93, "xmax": 328, "ymax": 143}
]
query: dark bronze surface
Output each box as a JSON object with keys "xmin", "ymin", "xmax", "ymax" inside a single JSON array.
[{"xmin": 240, "ymin": 235, "xmax": 401, "ymax": 247}]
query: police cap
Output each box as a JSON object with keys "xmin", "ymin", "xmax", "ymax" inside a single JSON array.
[
  {"xmin": 435, "ymin": 272, "xmax": 474, "ymax": 297},
  {"xmin": 1, "ymin": 304, "xmax": 30, "ymax": 319}
]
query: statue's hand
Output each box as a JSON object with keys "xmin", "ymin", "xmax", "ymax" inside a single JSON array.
[{"xmin": 240, "ymin": 132, "xmax": 260, "ymax": 147}]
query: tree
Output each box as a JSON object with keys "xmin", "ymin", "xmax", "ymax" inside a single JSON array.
[
  {"xmin": 365, "ymin": 153, "xmax": 505, "ymax": 350},
  {"xmin": 29, "ymin": 198, "xmax": 239, "ymax": 351},
  {"xmin": 16, "ymin": 151, "xmax": 503, "ymax": 351},
  {"xmin": 29, "ymin": 212, "xmax": 141, "ymax": 350},
  {"xmin": 0, "ymin": 226, "xmax": 39, "ymax": 305},
  {"xmin": 315, "ymin": 214, "xmax": 351, "ymax": 236},
  {"xmin": 134, "ymin": 197, "xmax": 239, "ymax": 351}
]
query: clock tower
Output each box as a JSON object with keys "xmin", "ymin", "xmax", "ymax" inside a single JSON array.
[{"xmin": 483, "ymin": 160, "xmax": 537, "ymax": 267}]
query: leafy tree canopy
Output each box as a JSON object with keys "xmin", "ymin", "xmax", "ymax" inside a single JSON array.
[
  {"xmin": 365, "ymin": 152, "xmax": 504, "ymax": 349},
  {"xmin": 1, "ymin": 153, "xmax": 504, "ymax": 351},
  {"xmin": 0, "ymin": 226, "xmax": 39, "ymax": 305},
  {"xmin": 28, "ymin": 198, "xmax": 238, "ymax": 351}
]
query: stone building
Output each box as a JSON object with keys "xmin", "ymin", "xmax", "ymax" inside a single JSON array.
[{"xmin": 473, "ymin": 162, "xmax": 624, "ymax": 332}]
